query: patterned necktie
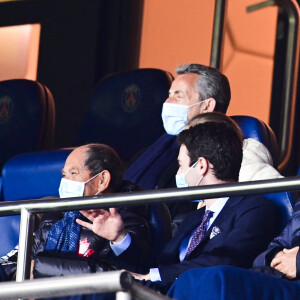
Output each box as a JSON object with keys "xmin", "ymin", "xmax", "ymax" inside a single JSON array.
[{"xmin": 185, "ymin": 210, "xmax": 213, "ymax": 259}]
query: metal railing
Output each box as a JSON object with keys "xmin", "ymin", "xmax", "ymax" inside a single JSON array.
[
  {"xmin": 0, "ymin": 176, "xmax": 299, "ymax": 284},
  {"xmin": 0, "ymin": 271, "xmax": 172, "ymax": 300},
  {"xmin": 210, "ymin": 0, "xmax": 228, "ymax": 69},
  {"xmin": 210, "ymin": 0, "xmax": 300, "ymax": 171},
  {"xmin": 247, "ymin": 0, "xmax": 300, "ymax": 171}
]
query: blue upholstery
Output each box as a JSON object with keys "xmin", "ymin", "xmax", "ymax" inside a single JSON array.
[
  {"xmin": 231, "ymin": 115, "xmax": 295, "ymax": 221},
  {"xmin": 264, "ymin": 192, "xmax": 294, "ymax": 228},
  {"xmin": 0, "ymin": 79, "xmax": 55, "ymax": 169},
  {"xmin": 0, "ymin": 177, "xmax": 2, "ymax": 201},
  {"xmin": 231, "ymin": 115, "xmax": 279, "ymax": 168},
  {"xmin": 148, "ymin": 204, "xmax": 172, "ymax": 265},
  {"xmin": 2, "ymin": 149, "xmax": 72, "ymax": 201},
  {"xmin": 0, "ymin": 149, "xmax": 70, "ymax": 257},
  {"xmin": 75, "ymin": 68, "xmax": 173, "ymax": 161},
  {"xmin": 0, "ymin": 216, "xmax": 20, "ymax": 256}
]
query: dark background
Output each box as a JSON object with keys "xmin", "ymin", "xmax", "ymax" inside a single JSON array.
[{"xmin": 0, "ymin": 0, "xmax": 144, "ymax": 148}]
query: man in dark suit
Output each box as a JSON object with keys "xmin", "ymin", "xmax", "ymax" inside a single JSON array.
[
  {"xmin": 79, "ymin": 122, "xmax": 283, "ymax": 293},
  {"xmin": 124, "ymin": 64, "xmax": 231, "ymax": 218}
]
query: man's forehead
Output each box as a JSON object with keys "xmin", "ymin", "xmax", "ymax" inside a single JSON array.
[
  {"xmin": 65, "ymin": 147, "xmax": 88, "ymax": 169},
  {"xmin": 172, "ymin": 73, "xmax": 199, "ymax": 87},
  {"xmin": 178, "ymin": 144, "xmax": 190, "ymax": 160}
]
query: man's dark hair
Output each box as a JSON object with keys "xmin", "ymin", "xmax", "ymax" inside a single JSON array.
[
  {"xmin": 84, "ymin": 143, "xmax": 124, "ymax": 191},
  {"xmin": 176, "ymin": 64, "xmax": 231, "ymax": 113},
  {"xmin": 188, "ymin": 112, "xmax": 244, "ymax": 141},
  {"xmin": 177, "ymin": 122, "xmax": 243, "ymax": 181}
]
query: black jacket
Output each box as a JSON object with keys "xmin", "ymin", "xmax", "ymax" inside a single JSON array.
[{"xmin": 3, "ymin": 181, "xmax": 151, "ymax": 279}]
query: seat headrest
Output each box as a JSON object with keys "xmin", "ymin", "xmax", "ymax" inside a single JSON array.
[
  {"xmin": 2, "ymin": 150, "xmax": 72, "ymax": 201},
  {"xmin": 0, "ymin": 79, "xmax": 55, "ymax": 168},
  {"xmin": 231, "ymin": 115, "xmax": 279, "ymax": 168}
]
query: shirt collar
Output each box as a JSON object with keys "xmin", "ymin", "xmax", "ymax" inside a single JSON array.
[{"xmin": 205, "ymin": 197, "xmax": 229, "ymax": 214}]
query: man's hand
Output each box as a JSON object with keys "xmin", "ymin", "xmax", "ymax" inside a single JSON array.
[
  {"xmin": 76, "ymin": 208, "xmax": 127, "ymax": 243},
  {"xmin": 270, "ymin": 246, "xmax": 299, "ymax": 279},
  {"xmin": 127, "ymin": 270, "xmax": 151, "ymax": 281},
  {"xmin": 30, "ymin": 259, "xmax": 35, "ymax": 280}
]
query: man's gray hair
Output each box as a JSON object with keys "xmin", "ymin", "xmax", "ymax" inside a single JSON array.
[{"xmin": 176, "ymin": 63, "xmax": 231, "ymax": 113}]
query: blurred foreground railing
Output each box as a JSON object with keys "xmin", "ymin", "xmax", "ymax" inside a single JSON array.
[
  {"xmin": 0, "ymin": 271, "xmax": 172, "ymax": 300},
  {"xmin": 0, "ymin": 177, "xmax": 299, "ymax": 283}
]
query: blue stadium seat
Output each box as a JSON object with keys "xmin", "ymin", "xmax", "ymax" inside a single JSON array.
[
  {"xmin": 231, "ymin": 115, "xmax": 279, "ymax": 168},
  {"xmin": 75, "ymin": 68, "xmax": 173, "ymax": 162},
  {"xmin": 0, "ymin": 215, "xmax": 20, "ymax": 256},
  {"xmin": 148, "ymin": 204, "xmax": 172, "ymax": 265},
  {"xmin": 0, "ymin": 150, "xmax": 71, "ymax": 256},
  {"xmin": 1, "ymin": 149, "xmax": 72, "ymax": 201},
  {"xmin": 0, "ymin": 177, "xmax": 2, "ymax": 201},
  {"xmin": 232, "ymin": 115, "xmax": 294, "ymax": 228},
  {"xmin": 0, "ymin": 79, "xmax": 55, "ymax": 170}
]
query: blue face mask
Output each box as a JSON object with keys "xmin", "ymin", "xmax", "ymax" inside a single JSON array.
[
  {"xmin": 161, "ymin": 100, "xmax": 206, "ymax": 135},
  {"xmin": 58, "ymin": 172, "xmax": 101, "ymax": 198},
  {"xmin": 175, "ymin": 161, "xmax": 203, "ymax": 188}
]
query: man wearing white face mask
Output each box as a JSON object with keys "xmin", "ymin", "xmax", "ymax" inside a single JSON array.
[
  {"xmin": 1, "ymin": 143, "xmax": 151, "ymax": 280},
  {"xmin": 83, "ymin": 123, "xmax": 283, "ymax": 295},
  {"xmin": 124, "ymin": 63, "xmax": 231, "ymax": 217}
]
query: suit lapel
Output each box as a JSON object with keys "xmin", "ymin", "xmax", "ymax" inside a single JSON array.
[
  {"xmin": 173, "ymin": 208, "xmax": 206, "ymax": 248},
  {"xmin": 189, "ymin": 195, "xmax": 245, "ymax": 253}
]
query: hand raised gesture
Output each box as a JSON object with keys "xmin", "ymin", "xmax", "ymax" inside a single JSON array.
[{"xmin": 76, "ymin": 208, "xmax": 127, "ymax": 243}]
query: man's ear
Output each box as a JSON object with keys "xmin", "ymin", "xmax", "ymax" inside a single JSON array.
[
  {"xmin": 197, "ymin": 157, "xmax": 209, "ymax": 176},
  {"xmin": 96, "ymin": 170, "xmax": 111, "ymax": 194},
  {"xmin": 201, "ymin": 98, "xmax": 216, "ymax": 113}
]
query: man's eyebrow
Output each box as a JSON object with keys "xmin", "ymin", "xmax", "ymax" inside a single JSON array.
[
  {"xmin": 63, "ymin": 167, "xmax": 79, "ymax": 173},
  {"xmin": 174, "ymin": 90, "xmax": 183, "ymax": 95},
  {"xmin": 169, "ymin": 89, "xmax": 184, "ymax": 95}
]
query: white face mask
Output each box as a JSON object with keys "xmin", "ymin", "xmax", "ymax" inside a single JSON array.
[
  {"xmin": 161, "ymin": 100, "xmax": 206, "ymax": 135},
  {"xmin": 175, "ymin": 161, "xmax": 203, "ymax": 188},
  {"xmin": 59, "ymin": 172, "xmax": 101, "ymax": 198}
]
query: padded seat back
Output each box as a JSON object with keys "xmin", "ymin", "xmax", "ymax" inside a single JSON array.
[
  {"xmin": 75, "ymin": 68, "xmax": 173, "ymax": 161},
  {"xmin": 0, "ymin": 177, "xmax": 2, "ymax": 201},
  {"xmin": 264, "ymin": 192, "xmax": 295, "ymax": 229},
  {"xmin": 231, "ymin": 115, "xmax": 279, "ymax": 168},
  {"xmin": 0, "ymin": 215, "xmax": 20, "ymax": 256},
  {"xmin": 231, "ymin": 115, "xmax": 294, "ymax": 223},
  {"xmin": 0, "ymin": 79, "xmax": 55, "ymax": 169},
  {"xmin": 148, "ymin": 204, "xmax": 172, "ymax": 265},
  {"xmin": 2, "ymin": 149, "xmax": 72, "ymax": 201}
]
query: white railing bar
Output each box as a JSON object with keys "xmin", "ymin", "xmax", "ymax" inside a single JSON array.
[
  {"xmin": 0, "ymin": 271, "xmax": 172, "ymax": 300},
  {"xmin": 0, "ymin": 176, "xmax": 299, "ymax": 216},
  {"xmin": 15, "ymin": 208, "xmax": 35, "ymax": 283}
]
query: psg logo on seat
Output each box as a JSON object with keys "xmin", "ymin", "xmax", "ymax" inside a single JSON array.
[{"xmin": 0, "ymin": 95, "xmax": 13, "ymax": 124}]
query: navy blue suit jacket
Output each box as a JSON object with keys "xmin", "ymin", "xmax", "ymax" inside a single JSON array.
[{"xmin": 156, "ymin": 194, "xmax": 283, "ymax": 285}]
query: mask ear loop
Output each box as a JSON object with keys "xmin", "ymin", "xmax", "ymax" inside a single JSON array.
[
  {"xmin": 85, "ymin": 171, "xmax": 104, "ymax": 195},
  {"xmin": 191, "ymin": 159, "xmax": 203, "ymax": 186},
  {"xmin": 196, "ymin": 176, "xmax": 203, "ymax": 186},
  {"xmin": 187, "ymin": 99, "xmax": 207, "ymax": 108},
  {"xmin": 85, "ymin": 171, "xmax": 102, "ymax": 184}
]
